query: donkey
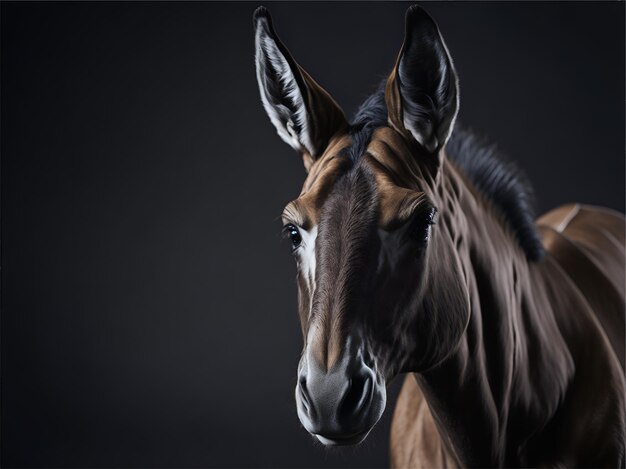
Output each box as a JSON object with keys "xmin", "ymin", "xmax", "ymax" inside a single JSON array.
[{"xmin": 254, "ymin": 5, "xmax": 625, "ymax": 467}]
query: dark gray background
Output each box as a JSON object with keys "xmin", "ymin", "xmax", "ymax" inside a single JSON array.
[{"xmin": 1, "ymin": 1, "xmax": 623, "ymax": 467}]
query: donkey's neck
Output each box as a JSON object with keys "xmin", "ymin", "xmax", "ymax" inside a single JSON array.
[{"xmin": 414, "ymin": 158, "xmax": 575, "ymax": 466}]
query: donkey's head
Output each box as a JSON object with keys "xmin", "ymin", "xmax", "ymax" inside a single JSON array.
[{"xmin": 255, "ymin": 5, "xmax": 468, "ymax": 445}]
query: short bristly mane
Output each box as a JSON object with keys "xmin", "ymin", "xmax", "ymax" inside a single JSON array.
[
  {"xmin": 345, "ymin": 84, "xmax": 389, "ymax": 163},
  {"xmin": 347, "ymin": 86, "xmax": 544, "ymax": 261},
  {"xmin": 445, "ymin": 127, "xmax": 544, "ymax": 261}
]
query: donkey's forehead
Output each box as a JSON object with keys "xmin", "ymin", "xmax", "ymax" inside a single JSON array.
[
  {"xmin": 282, "ymin": 135, "xmax": 353, "ymax": 228},
  {"xmin": 282, "ymin": 129, "xmax": 428, "ymax": 230}
]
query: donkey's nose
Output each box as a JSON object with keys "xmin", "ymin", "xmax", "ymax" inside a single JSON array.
[
  {"xmin": 295, "ymin": 356, "xmax": 385, "ymax": 445},
  {"xmin": 298, "ymin": 373, "xmax": 372, "ymax": 425}
]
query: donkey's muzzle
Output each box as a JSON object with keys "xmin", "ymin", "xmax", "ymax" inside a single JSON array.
[{"xmin": 295, "ymin": 354, "xmax": 386, "ymax": 446}]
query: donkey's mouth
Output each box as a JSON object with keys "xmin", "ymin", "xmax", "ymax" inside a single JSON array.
[{"xmin": 314, "ymin": 428, "xmax": 372, "ymax": 446}]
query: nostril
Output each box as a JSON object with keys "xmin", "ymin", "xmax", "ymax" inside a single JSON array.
[
  {"xmin": 356, "ymin": 375, "xmax": 372, "ymax": 411},
  {"xmin": 298, "ymin": 377, "xmax": 311, "ymax": 413},
  {"xmin": 339, "ymin": 374, "xmax": 371, "ymax": 420}
]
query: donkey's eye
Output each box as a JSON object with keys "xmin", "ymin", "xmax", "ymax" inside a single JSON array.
[
  {"xmin": 409, "ymin": 207, "xmax": 437, "ymax": 242},
  {"xmin": 283, "ymin": 224, "xmax": 302, "ymax": 250},
  {"xmin": 425, "ymin": 207, "xmax": 438, "ymax": 225}
]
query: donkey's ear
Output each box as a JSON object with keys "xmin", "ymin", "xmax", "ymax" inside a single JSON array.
[
  {"xmin": 385, "ymin": 5, "xmax": 459, "ymax": 155},
  {"xmin": 254, "ymin": 7, "xmax": 347, "ymax": 166}
]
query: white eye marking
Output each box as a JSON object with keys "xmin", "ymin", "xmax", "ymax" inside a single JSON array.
[{"xmin": 295, "ymin": 225, "xmax": 318, "ymax": 315}]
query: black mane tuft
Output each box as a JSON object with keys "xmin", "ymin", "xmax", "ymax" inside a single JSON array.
[
  {"xmin": 445, "ymin": 127, "xmax": 544, "ymax": 261},
  {"xmin": 347, "ymin": 86, "xmax": 545, "ymax": 262},
  {"xmin": 344, "ymin": 84, "xmax": 389, "ymax": 163},
  {"xmin": 351, "ymin": 84, "xmax": 389, "ymax": 130}
]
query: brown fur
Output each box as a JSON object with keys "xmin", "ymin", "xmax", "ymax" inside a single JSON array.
[
  {"xmin": 256, "ymin": 6, "xmax": 625, "ymax": 465},
  {"xmin": 285, "ymin": 123, "xmax": 626, "ymax": 467},
  {"xmin": 388, "ymin": 156, "xmax": 625, "ymax": 467}
]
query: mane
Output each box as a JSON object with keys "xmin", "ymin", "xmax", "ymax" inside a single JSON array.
[
  {"xmin": 445, "ymin": 128, "xmax": 544, "ymax": 261},
  {"xmin": 345, "ymin": 83, "xmax": 388, "ymax": 163},
  {"xmin": 348, "ymin": 86, "xmax": 545, "ymax": 262}
]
